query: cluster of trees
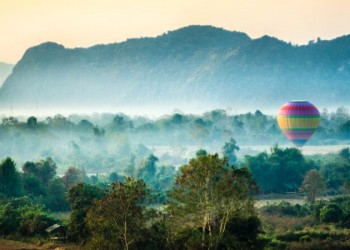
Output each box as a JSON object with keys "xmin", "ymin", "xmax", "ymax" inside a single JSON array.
[
  {"xmin": 245, "ymin": 145, "xmax": 350, "ymax": 198},
  {"xmin": 1, "ymin": 133, "xmax": 350, "ymax": 248},
  {"xmin": 67, "ymin": 152, "xmax": 262, "ymax": 249},
  {"xmin": 0, "ymin": 150, "xmax": 263, "ymax": 249},
  {"xmin": 2, "ymin": 107, "xmax": 350, "ymax": 174},
  {"xmin": 245, "ymin": 146, "xmax": 317, "ymax": 193}
]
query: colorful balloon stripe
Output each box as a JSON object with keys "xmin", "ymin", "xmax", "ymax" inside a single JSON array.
[{"xmin": 277, "ymin": 101, "xmax": 320, "ymax": 147}]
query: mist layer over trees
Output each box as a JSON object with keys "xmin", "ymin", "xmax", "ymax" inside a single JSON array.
[{"xmin": 0, "ymin": 107, "xmax": 350, "ymax": 175}]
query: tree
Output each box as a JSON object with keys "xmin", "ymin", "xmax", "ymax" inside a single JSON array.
[
  {"xmin": 319, "ymin": 203, "xmax": 344, "ymax": 223},
  {"xmin": 45, "ymin": 178, "xmax": 69, "ymax": 211},
  {"xmin": 26, "ymin": 116, "xmax": 38, "ymax": 129},
  {"xmin": 109, "ymin": 172, "xmax": 123, "ymax": 184},
  {"xmin": 22, "ymin": 175, "xmax": 46, "ymax": 197},
  {"xmin": 136, "ymin": 154, "xmax": 158, "ymax": 183},
  {"xmin": 22, "ymin": 158, "xmax": 57, "ymax": 186},
  {"xmin": 111, "ymin": 115, "xmax": 134, "ymax": 132},
  {"xmin": 1, "ymin": 117, "xmax": 20, "ymax": 127},
  {"xmin": 222, "ymin": 138, "xmax": 240, "ymax": 165},
  {"xmin": 0, "ymin": 158, "xmax": 22, "ymax": 197},
  {"xmin": 300, "ymin": 170, "xmax": 326, "ymax": 204},
  {"xmin": 78, "ymin": 119, "xmax": 94, "ymax": 131},
  {"xmin": 320, "ymin": 148, "xmax": 350, "ymax": 192},
  {"xmin": 67, "ymin": 183, "xmax": 106, "ymax": 242},
  {"xmin": 62, "ymin": 166, "xmax": 84, "ymax": 190},
  {"xmin": 86, "ymin": 178, "xmax": 149, "ymax": 250},
  {"xmin": 246, "ymin": 145, "xmax": 314, "ymax": 193},
  {"xmin": 35, "ymin": 157, "xmax": 57, "ymax": 185},
  {"xmin": 168, "ymin": 153, "xmax": 258, "ymax": 249}
]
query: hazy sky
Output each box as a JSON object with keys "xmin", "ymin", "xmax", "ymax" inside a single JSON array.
[{"xmin": 1, "ymin": 0, "xmax": 350, "ymax": 63}]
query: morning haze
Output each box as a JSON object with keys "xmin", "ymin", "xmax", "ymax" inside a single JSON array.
[{"xmin": 1, "ymin": 1, "xmax": 350, "ymax": 249}]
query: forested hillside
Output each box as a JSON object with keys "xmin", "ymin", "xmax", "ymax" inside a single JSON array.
[{"xmin": 1, "ymin": 25, "xmax": 350, "ymax": 112}]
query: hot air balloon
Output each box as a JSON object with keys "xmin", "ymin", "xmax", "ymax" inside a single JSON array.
[{"xmin": 277, "ymin": 101, "xmax": 320, "ymax": 147}]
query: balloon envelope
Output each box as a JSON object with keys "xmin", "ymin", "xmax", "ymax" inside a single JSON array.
[{"xmin": 277, "ymin": 101, "xmax": 320, "ymax": 147}]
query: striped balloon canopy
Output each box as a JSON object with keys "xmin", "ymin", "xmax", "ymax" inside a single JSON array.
[{"xmin": 277, "ymin": 101, "xmax": 320, "ymax": 147}]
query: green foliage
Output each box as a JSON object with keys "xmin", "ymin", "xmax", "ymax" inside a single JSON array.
[
  {"xmin": 261, "ymin": 201, "xmax": 312, "ymax": 217},
  {"xmin": 66, "ymin": 183, "xmax": 106, "ymax": 243},
  {"xmin": 85, "ymin": 178, "xmax": 150, "ymax": 250},
  {"xmin": 45, "ymin": 178, "xmax": 69, "ymax": 211},
  {"xmin": 314, "ymin": 147, "xmax": 350, "ymax": 193},
  {"xmin": 23, "ymin": 158, "xmax": 57, "ymax": 186},
  {"xmin": 0, "ymin": 157, "xmax": 22, "ymax": 197},
  {"xmin": 320, "ymin": 203, "xmax": 345, "ymax": 223},
  {"xmin": 246, "ymin": 145, "xmax": 315, "ymax": 193},
  {"xmin": 21, "ymin": 158, "xmax": 69, "ymax": 212},
  {"xmin": 219, "ymin": 215, "xmax": 264, "ymax": 249},
  {"xmin": 0, "ymin": 197, "xmax": 59, "ymax": 237},
  {"xmin": 108, "ymin": 172, "xmax": 123, "ymax": 183},
  {"xmin": 168, "ymin": 153, "xmax": 259, "ymax": 249}
]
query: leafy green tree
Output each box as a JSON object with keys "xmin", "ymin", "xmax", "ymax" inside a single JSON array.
[
  {"xmin": 246, "ymin": 145, "xmax": 314, "ymax": 193},
  {"xmin": 168, "ymin": 153, "xmax": 258, "ymax": 249},
  {"xmin": 67, "ymin": 183, "xmax": 106, "ymax": 242},
  {"xmin": 22, "ymin": 158, "xmax": 57, "ymax": 186},
  {"xmin": 35, "ymin": 157, "xmax": 57, "ymax": 185},
  {"xmin": 300, "ymin": 169, "xmax": 327, "ymax": 204},
  {"xmin": 86, "ymin": 178, "xmax": 149, "ymax": 250},
  {"xmin": 320, "ymin": 148, "xmax": 350, "ymax": 191},
  {"xmin": 45, "ymin": 178, "xmax": 69, "ymax": 211},
  {"xmin": 0, "ymin": 197, "xmax": 58, "ymax": 236},
  {"xmin": 22, "ymin": 175, "xmax": 46, "ymax": 197},
  {"xmin": 320, "ymin": 203, "xmax": 344, "ymax": 223},
  {"xmin": 0, "ymin": 158, "xmax": 22, "ymax": 197}
]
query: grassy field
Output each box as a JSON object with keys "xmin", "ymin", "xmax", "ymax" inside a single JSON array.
[{"xmin": 254, "ymin": 193, "xmax": 334, "ymax": 208}]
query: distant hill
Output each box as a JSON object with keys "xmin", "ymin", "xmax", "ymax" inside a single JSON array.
[
  {"xmin": 0, "ymin": 62, "xmax": 13, "ymax": 87},
  {"xmin": 1, "ymin": 25, "xmax": 350, "ymax": 114}
]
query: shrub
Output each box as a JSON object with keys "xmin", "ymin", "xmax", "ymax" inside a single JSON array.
[{"xmin": 320, "ymin": 203, "xmax": 344, "ymax": 223}]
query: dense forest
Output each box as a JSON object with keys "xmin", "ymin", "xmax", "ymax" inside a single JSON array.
[
  {"xmin": 1, "ymin": 144, "xmax": 350, "ymax": 249},
  {"xmin": 0, "ymin": 109, "xmax": 350, "ymax": 249}
]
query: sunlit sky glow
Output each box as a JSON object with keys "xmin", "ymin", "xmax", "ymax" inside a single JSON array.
[{"xmin": 1, "ymin": 0, "xmax": 350, "ymax": 63}]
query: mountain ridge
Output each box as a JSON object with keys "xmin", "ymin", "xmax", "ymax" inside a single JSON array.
[
  {"xmin": 1, "ymin": 25, "xmax": 350, "ymax": 114},
  {"xmin": 0, "ymin": 62, "xmax": 14, "ymax": 87}
]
